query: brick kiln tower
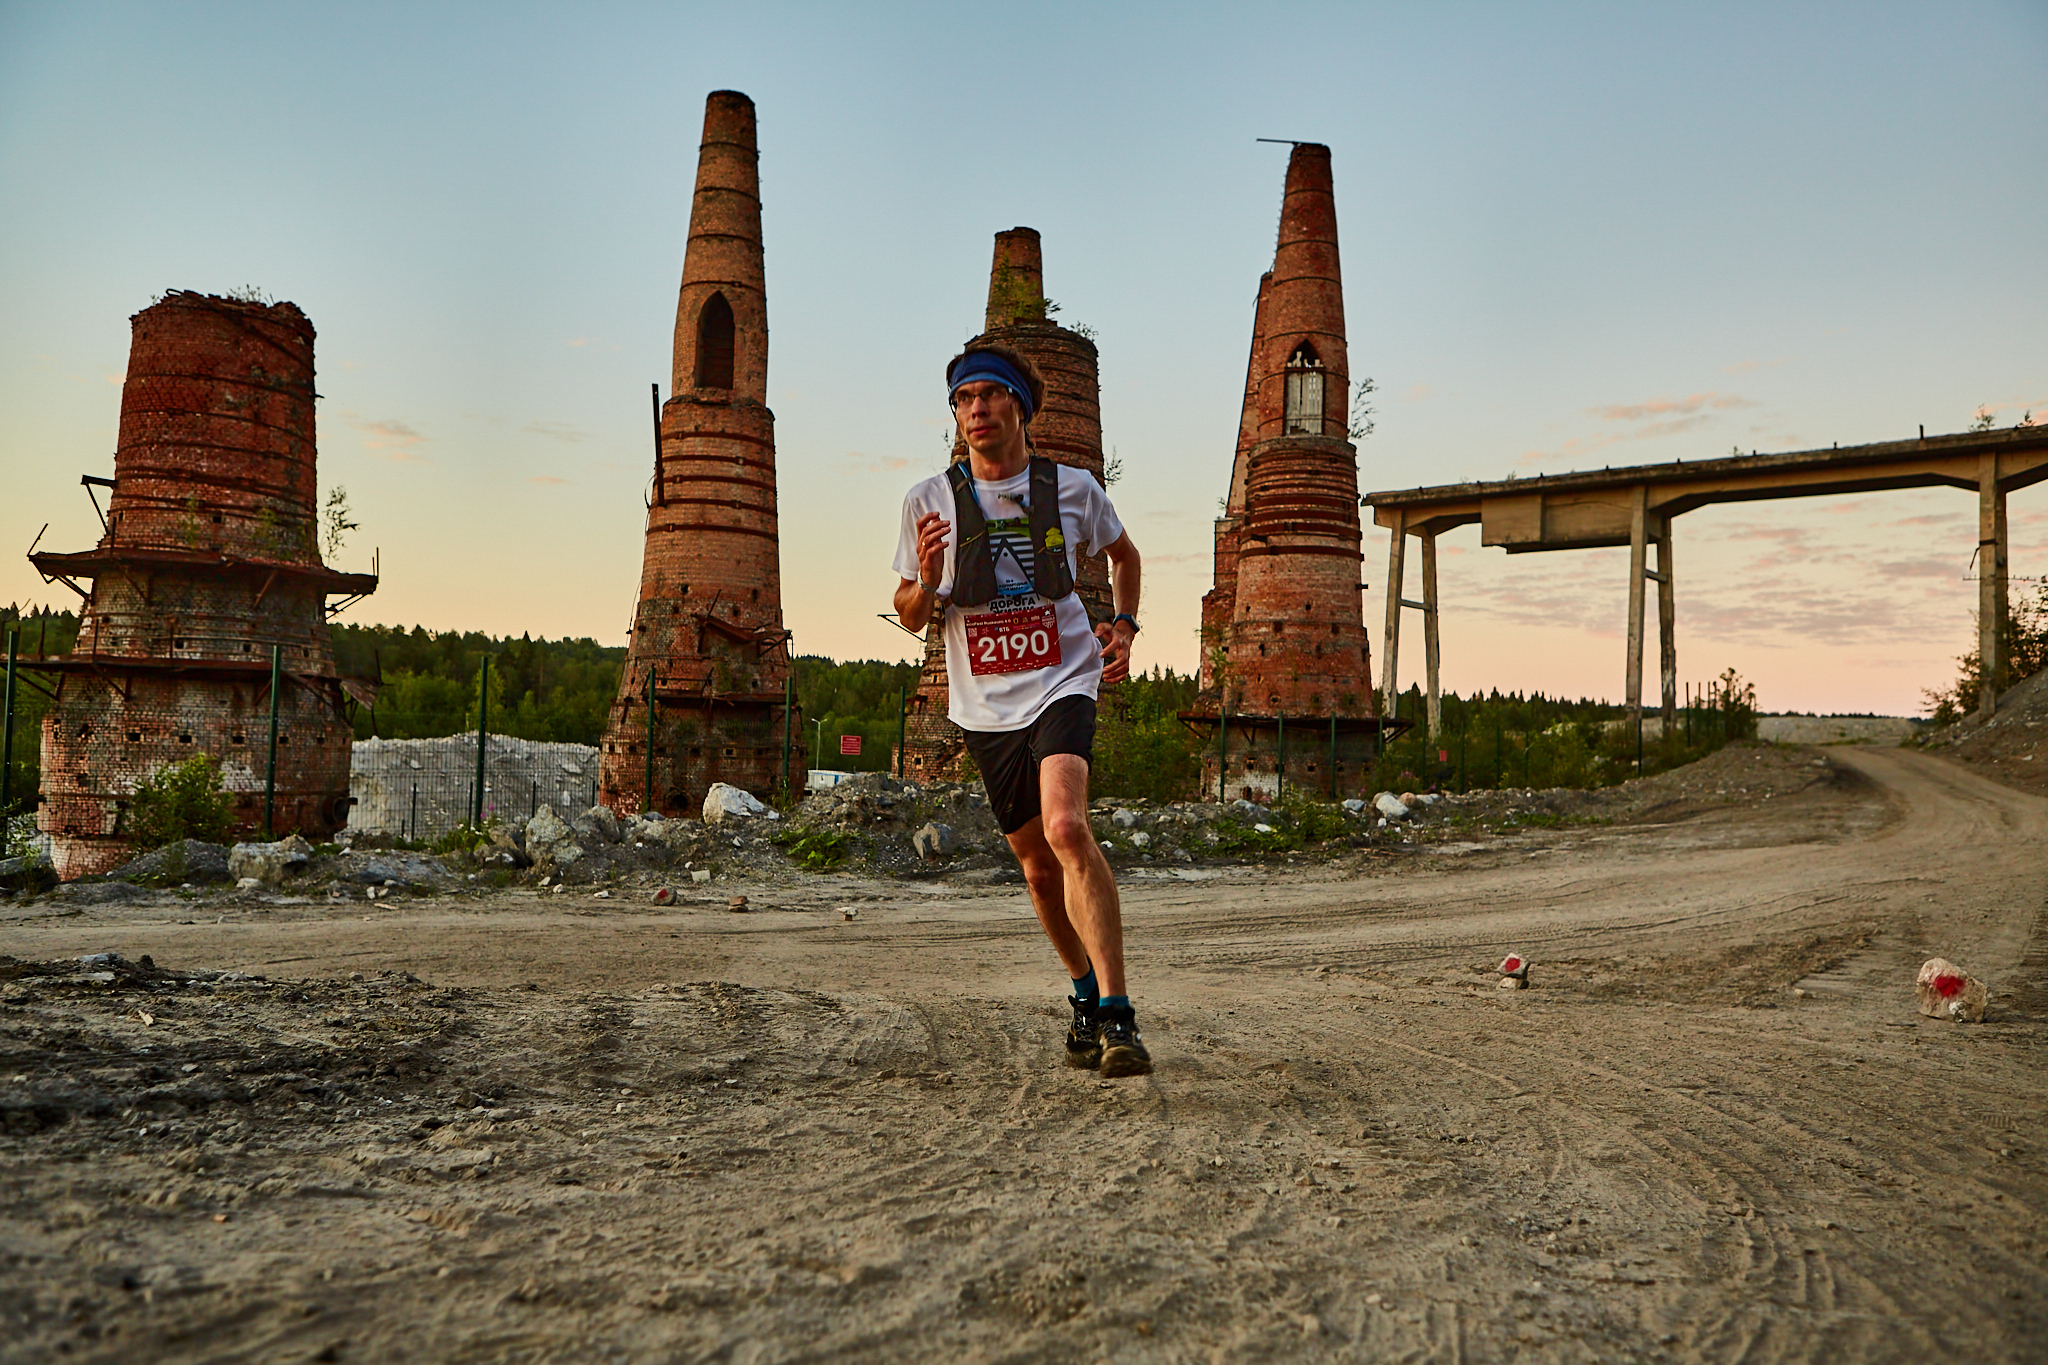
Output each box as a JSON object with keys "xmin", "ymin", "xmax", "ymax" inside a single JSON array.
[
  {"xmin": 1188, "ymin": 143, "xmax": 1387, "ymax": 803},
  {"xmin": 28, "ymin": 291, "xmax": 376, "ymax": 878},
  {"xmin": 899, "ymin": 228, "xmax": 1109, "ymax": 782},
  {"xmin": 597, "ymin": 90, "xmax": 802, "ymax": 815}
]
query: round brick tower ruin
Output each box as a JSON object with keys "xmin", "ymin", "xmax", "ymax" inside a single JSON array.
[
  {"xmin": 1188, "ymin": 144, "xmax": 1389, "ymax": 803},
  {"xmin": 597, "ymin": 90, "xmax": 802, "ymax": 815},
  {"xmin": 28, "ymin": 291, "xmax": 376, "ymax": 877},
  {"xmin": 899, "ymin": 228, "xmax": 1109, "ymax": 783}
]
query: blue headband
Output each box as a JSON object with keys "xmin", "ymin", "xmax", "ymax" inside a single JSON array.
[{"xmin": 948, "ymin": 352, "xmax": 1035, "ymax": 421}]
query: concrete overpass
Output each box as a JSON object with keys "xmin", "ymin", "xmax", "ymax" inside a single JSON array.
[{"xmin": 1363, "ymin": 423, "xmax": 2048, "ymax": 738}]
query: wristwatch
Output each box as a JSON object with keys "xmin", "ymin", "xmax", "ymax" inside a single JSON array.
[{"xmin": 1111, "ymin": 613, "xmax": 1140, "ymax": 634}]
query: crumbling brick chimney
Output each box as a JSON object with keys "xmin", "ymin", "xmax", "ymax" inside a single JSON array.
[
  {"xmin": 898, "ymin": 228, "xmax": 1110, "ymax": 782},
  {"xmin": 28, "ymin": 291, "xmax": 376, "ymax": 877},
  {"xmin": 1190, "ymin": 145, "xmax": 1385, "ymax": 802},
  {"xmin": 597, "ymin": 90, "xmax": 802, "ymax": 814}
]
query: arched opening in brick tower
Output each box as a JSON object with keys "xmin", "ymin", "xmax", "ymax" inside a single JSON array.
[
  {"xmin": 695, "ymin": 292, "xmax": 735, "ymax": 389},
  {"xmin": 1284, "ymin": 343, "xmax": 1325, "ymax": 436}
]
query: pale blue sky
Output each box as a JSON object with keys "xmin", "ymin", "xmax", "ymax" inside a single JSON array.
[{"xmin": 3, "ymin": 1, "xmax": 2044, "ymax": 715}]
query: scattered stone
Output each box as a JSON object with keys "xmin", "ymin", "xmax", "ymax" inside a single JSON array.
[
  {"xmin": 0, "ymin": 849, "xmax": 57, "ymax": 893},
  {"xmin": 1498, "ymin": 976, "xmax": 1526, "ymax": 991},
  {"xmin": 1341, "ymin": 798, "xmax": 1367, "ymax": 816},
  {"xmin": 523, "ymin": 807, "xmax": 585, "ymax": 871},
  {"xmin": 1130, "ymin": 831, "xmax": 1151, "ymax": 847},
  {"xmin": 593, "ymin": 889, "xmax": 611, "ymax": 900},
  {"xmin": 1253, "ymin": 823, "xmax": 1276, "ymax": 834},
  {"xmin": 227, "ymin": 835, "xmax": 314, "ymax": 886},
  {"xmin": 1112, "ymin": 808, "xmax": 1140, "ymax": 829},
  {"xmin": 728, "ymin": 896, "xmax": 749, "ymax": 913},
  {"xmin": 551, "ymin": 884, "xmax": 566, "ymax": 895},
  {"xmin": 1373, "ymin": 792, "xmax": 1410, "ymax": 821},
  {"xmin": 1229, "ymin": 799, "xmax": 1271, "ymax": 822},
  {"xmin": 652, "ymin": 887, "xmax": 675, "ymax": 906},
  {"xmin": 690, "ymin": 869, "xmax": 712, "ymax": 884},
  {"xmin": 912, "ymin": 822, "xmax": 961, "ymax": 860},
  {"xmin": 488, "ymin": 819, "xmax": 529, "ymax": 859},
  {"xmin": 570, "ymin": 805, "xmax": 622, "ymax": 845},
  {"xmin": 105, "ymin": 840, "xmax": 230, "ymax": 885},
  {"xmin": 1498, "ymin": 953, "xmax": 1530, "ymax": 984},
  {"xmin": 840, "ymin": 906, "xmax": 858, "ymax": 920},
  {"xmin": 703, "ymin": 783, "xmax": 778, "ymax": 824},
  {"xmin": 236, "ymin": 877, "xmax": 262, "ymax": 891},
  {"xmin": 1916, "ymin": 957, "xmax": 1986, "ymax": 1022}
]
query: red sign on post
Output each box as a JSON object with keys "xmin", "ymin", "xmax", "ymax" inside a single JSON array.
[{"xmin": 840, "ymin": 735, "xmax": 862, "ymax": 756}]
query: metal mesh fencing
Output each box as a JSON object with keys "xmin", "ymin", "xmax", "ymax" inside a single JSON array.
[{"xmin": 348, "ymin": 736, "xmax": 600, "ymax": 840}]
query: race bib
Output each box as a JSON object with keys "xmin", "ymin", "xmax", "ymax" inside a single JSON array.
[{"xmin": 966, "ymin": 603, "xmax": 1062, "ymax": 676}]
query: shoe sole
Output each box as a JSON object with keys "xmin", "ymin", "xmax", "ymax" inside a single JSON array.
[
  {"xmin": 1065, "ymin": 1048, "xmax": 1102, "ymax": 1070},
  {"xmin": 1099, "ymin": 1045, "xmax": 1152, "ymax": 1079}
]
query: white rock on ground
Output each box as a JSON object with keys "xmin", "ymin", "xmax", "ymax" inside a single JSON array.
[
  {"xmin": 227, "ymin": 835, "xmax": 314, "ymax": 886},
  {"xmin": 703, "ymin": 783, "xmax": 779, "ymax": 824},
  {"xmin": 523, "ymin": 806, "xmax": 584, "ymax": 870},
  {"xmin": 1373, "ymin": 792, "xmax": 1411, "ymax": 821},
  {"xmin": 1112, "ymin": 808, "xmax": 1140, "ymax": 829},
  {"xmin": 571, "ymin": 805, "xmax": 621, "ymax": 845},
  {"xmin": 1916, "ymin": 956, "xmax": 1987, "ymax": 1022},
  {"xmin": 912, "ymin": 822, "xmax": 961, "ymax": 859}
]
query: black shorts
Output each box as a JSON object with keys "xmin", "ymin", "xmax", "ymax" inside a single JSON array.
[{"xmin": 958, "ymin": 695, "xmax": 1096, "ymax": 835}]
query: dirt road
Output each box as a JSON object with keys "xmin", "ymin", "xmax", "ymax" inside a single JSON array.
[{"xmin": 4, "ymin": 745, "xmax": 2044, "ymax": 1363}]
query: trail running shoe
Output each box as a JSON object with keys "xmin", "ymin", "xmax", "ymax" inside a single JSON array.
[
  {"xmin": 1065, "ymin": 996, "xmax": 1102, "ymax": 1069},
  {"xmin": 1097, "ymin": 1004, "xmax": 1153, "ymax": 1079}
]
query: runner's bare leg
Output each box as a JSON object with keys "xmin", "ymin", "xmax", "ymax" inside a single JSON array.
[
  {"xmin": 1006, "ymin": 821, "xmax": 1091, "ymax": 981},
  {"xmin": 1032, "ymin": 753, "xmax": 1126, "ymax": 996}
]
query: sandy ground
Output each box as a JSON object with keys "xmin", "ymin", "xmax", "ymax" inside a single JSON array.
[{"xmin": 2, "ymin": 744, "xmax": 2044, "ymax": 1364}]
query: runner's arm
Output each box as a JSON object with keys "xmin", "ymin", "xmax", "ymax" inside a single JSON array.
[
  {"xmin": 894, "ymin": 510, "xmax": 951, "ymax": 632},
  {"xmin": 1094, "ymin": 531, "xmax": 1141, "ymax": 683}
]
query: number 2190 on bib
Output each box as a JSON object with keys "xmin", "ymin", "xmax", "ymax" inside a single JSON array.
[{"xmin": 965, "ymin": 604, "xmax": 1062, "ymax": 676}]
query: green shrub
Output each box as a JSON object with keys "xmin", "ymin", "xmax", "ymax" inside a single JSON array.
[
  {"xmin": 126, "ymin": 755, "xmax": 236, "ymax": 849},
  {"xmin": 776, "ymin": 828, "xmax": 850, "ymax": 870}
]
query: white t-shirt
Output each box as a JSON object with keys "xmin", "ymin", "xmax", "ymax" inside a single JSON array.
[{"xmin": 894, "ymin": 462, "xmax": 1125, "ymax": 733}]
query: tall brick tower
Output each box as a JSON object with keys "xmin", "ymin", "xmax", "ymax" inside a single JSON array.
[
  {"xmin": 1188, "ymin": 144, "xmax": 1384, "ymax": 802},
  {"xmin": 28, "ymin": 291, "xmax": 376, "ymax": 878},
  {"xmin": 899, "ymin": 228, "xmax": 1108, "ymax": 782},
  {"xmin": 598, "ymin": 90, "xmax": 801, "ymax": 815}
]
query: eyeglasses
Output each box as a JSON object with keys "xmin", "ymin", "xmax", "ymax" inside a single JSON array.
[{"xmin": 950, "ymin": 384, "xmax": 1013, "ymax": 412}]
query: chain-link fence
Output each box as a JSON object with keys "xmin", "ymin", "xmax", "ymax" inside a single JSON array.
[{"xmin": 348, "ymin": 735, "xmax": 600, "ymax": 840}]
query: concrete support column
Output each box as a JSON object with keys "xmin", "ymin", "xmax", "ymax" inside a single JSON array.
[
  {"xmin": 1381, "ymin": 510, "xmax": 1406, "ymax": 720},
  {"xmin": 1421, "ymin": 528, "xmax": 1441, "ymax": 741},
  {"xmin": 1655, "ymin": 517, "xmax": 1677, "ymax": 724},
  {"xmin": 1625, "ymin": 485, "xmax": 1648, "ymax": 735},
  {"xmin": 1979, "ymin": 452, "xmax": 2007, "ymax": 717}
]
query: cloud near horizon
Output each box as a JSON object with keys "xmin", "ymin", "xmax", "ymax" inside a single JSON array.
[
  {"xmin": 1591, "ymin": 392, "xmax": 1756, "ymax": 423},
  {"xmin": 527, "ymin": 476, "xmax": 569, "ymax": 486},
  {"xmin": 522, "ymin": 420, "xmax": 584, "ymax": 443},
  {"xmin": 343, "ymin": 414, "xmax": 427, "ymax": 462}
]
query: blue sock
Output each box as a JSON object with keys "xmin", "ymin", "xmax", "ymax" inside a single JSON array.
[
  {"xmin": 1098, "ymin": 994, "xmax": 1129, "ymax": 1013},
  {"xmin": 1071, "ymin": 965, "xmax": 1099, "ymax": 1004}
]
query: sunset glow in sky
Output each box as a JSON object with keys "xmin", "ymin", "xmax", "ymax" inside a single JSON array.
[{"xmin": 3, "ymin": 2, "xmax": 2043, "ymax": 716}]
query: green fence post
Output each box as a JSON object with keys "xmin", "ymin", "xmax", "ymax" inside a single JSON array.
[
  {"xmin": 1276, "ymin": 716, "xmax": 1285, "ymax": 803},
  {"xmin": 782, "ymin": 673, "xmax": 793, "ymax": 795},
  {"xmin": 265, "ymin": 645, "xmax": 281, "ymax": 837},
  {"xmin": 472, "ymin": 655, "xmax": 489, "ymax": 827},
  {"xmin": 1217, "ymin": 704, "xmax": 1229, "ymax": 803},
  {"xmin": 1, "ymin": 628, "xmax": 16, "ymax": 815},
  {"xmin": 1327, "ymin": 716, "xmax": 1337, "ymax": 800}
]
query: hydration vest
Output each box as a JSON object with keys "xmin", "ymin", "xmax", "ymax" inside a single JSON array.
[{"xmin": 944, "ymin": 455, "xmax": 1075, "ymax": 607}]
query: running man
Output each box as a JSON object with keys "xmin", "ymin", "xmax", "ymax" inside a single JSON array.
[{"xmin": 892, "ymin": 341, "xmax": 1151, "ymax": 1078}]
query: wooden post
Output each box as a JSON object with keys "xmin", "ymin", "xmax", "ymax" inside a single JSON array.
[
  {"xmin": 1381, "ymin": 513, "xmax": 1406, "ymax": 721},
  {"xmin": 1655, "ymin": 516, "xmax": 1677, "ymax": 726},
  {"xmin": 1421, "ymin": 527, "xmax": 1441, "ymax": 741},
  {"xmin": 1624, "ymin": 485, "xmax": 1647, "ymax": 742},
  {"xmin": 1979, "ymin": 451, "xmax": 2006, "ymax": 717}
]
